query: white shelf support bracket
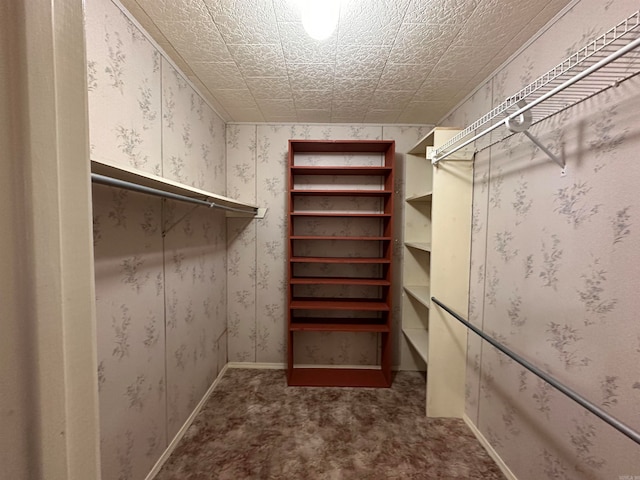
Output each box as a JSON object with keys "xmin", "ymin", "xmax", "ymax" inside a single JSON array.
[
  {"xmin": 522, "ymin": 130, "xmax": 566, "ymax": 173},
  {"xmin": 505, "ymin": 101, "xmax": 566, "ymax": 174}
]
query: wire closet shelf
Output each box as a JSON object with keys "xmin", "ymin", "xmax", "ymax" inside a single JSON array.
[{"xmin": 432, "ymin": 10, "xmax": 640, "ymax": 164}]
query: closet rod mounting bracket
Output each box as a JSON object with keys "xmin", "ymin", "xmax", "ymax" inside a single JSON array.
[
  {"xmin": 505, "ymin": 100, "xmax": 566, "ymax": 173},
  {"xmin": 226, "ymin": 207, "xmax": 267, "ymax": 219}
]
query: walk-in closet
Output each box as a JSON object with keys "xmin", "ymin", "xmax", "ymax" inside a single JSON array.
[{"xmin": 3, "ymin": 0, "xmax": 640, "ymax": 478}]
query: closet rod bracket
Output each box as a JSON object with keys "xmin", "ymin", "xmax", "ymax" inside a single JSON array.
[
  {"xmin": 504, "ymin": 100, "xmax": 566, "ymax": 174},
  {"xmin": 226, "ymin": 207, "xmax": 267, "ymax": 219},
  {"xmin": 162, "ymin": 202, "xmax": 201, "ymax": 237}
]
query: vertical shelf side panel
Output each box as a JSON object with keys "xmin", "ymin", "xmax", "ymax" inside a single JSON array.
[
  {"xmin": 427, "ymin": 157, "xmax": 473, "ymax": 417},
  {"xmin": 381, "ymin": 142, "xmax": 394, "ymax": 384},
  {"xmin": 287, "ymin": 143, "xmax": 295, "ymax": 381}
]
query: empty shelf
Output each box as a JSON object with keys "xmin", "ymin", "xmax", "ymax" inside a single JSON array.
[
  {"xmin": 290, "ymin": 256, "xmax": 390, "ymax": 264},
  {"xmin": 290, "ymin": 319, "xmax": 389, "ymax": 333},
  {"xmin": 403, "ymin": 286, "xmax": 431, "ymax": 308},
  {"xmin": 404, "ymin": 242, "xmax": 431, "ymax": 252},
  {"xmin": 290, "ymin": 299, "xmax": 390, "ymax": 311},
  {"xmin": 290, "ymin": 277, "xmax": 391, "ymax": 286},
  {"xmin": 402, "ymin": 328, "xmax": 429, "ymax": 363},
  {"xmin": 291, "ymin": 235, "xmax": 391, "ymax": 241},
  {"xmin": 291, "ymin": 212, "xmax": 391, "ymax": 218},
  {"xmin": 291, "ymin": 189, "xmax": 392, "ymax": 196},
  {"xmin": 406, "ymin": 192, "xmax": 433, "ymax": 202},
  {"xmin": 289, "ymin": 140, "xmax": 395, "ymax": 154}
]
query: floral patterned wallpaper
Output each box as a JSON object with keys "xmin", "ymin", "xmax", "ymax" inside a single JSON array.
[
  {"xmin": 93, "ymin": 186, "xmax": 167, "ymax": 480},
  {"xmin": 442, "ymin": 0, "xmax": 640, "ymax": 477},
  {"xmin": 226, "ymin": 124, "xmax": 430, "ymax": 369},
  {"xmin": 86, "ymin": 0, "xmax": 640, "ymax": 478},
  {"xmin": 87, "ymin": 0, "xmax": 228, "ymax": 479},
  {"xmin": 87, "ymin": 1, "xmax": 429, "ymax": 478},
  {"xmin": 86, "ymin": 0, "xmax": 161, "ymax": 176}
]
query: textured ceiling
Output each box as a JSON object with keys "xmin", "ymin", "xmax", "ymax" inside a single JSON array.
[{"xmin": 119, "ymin": 0, "xmax": 574, "ymax": 124}]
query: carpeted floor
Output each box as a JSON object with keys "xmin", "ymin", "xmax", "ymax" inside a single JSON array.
[{"xmin": 155, "ymin": 368, "xmax": 506, "ymax": 480}]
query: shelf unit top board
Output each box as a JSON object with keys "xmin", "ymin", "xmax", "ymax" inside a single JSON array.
[
  {"xmin": 289, "ymin": 140, "xmax": 395, "ymax": 154},
  {"xmin": 407, "ymin": 127, "xmax": 459, "ymax": 154},
  {"xmin": 91, "ymin": 159, "xmax": 258, "ymax": 211}
]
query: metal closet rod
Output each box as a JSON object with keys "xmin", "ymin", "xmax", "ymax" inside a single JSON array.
[
  {"xmin": 431, "ymin": 296, "xmax": 640, "ymax": 446},
  {"xmin": 91, "ymin": 173, "xmax": 257, "ymax": 214}
]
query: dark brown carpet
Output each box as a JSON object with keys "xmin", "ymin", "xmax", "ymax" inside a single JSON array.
[{"xmin": 154, "ymin": 368, "xmax": 505, "ymax": 480}]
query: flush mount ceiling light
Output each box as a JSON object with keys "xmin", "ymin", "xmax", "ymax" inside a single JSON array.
[{"xmin": 300, "ymin": 0, "xmax": 340, "ymax": 41}]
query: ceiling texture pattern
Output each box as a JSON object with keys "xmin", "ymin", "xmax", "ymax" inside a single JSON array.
[{"xmin": 119, "ymin": 0, "xmax": 574, "ymax": 124}]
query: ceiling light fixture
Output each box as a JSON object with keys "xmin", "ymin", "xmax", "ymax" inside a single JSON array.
[{"xmin": 300, "ymin": 0, "xmax": 340, "ymax": 41}]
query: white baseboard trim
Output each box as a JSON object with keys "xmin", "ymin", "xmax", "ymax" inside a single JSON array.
[
  {"xmin": 226, "ymin": 362, "xmax": 286, "ymax": 369},
  {"xmin": 144, "ymin": 364, "xmax": 230, "ymax": 480},
  {"xmin": 463, "ymin": 414, "xmax": 518, "ymax": 480}
]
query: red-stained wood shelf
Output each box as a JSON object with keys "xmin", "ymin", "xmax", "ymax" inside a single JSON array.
[
  {"xmin": 290, "ymin": 212, "xmax": 391, "ymax": 218},
  {"xmin": 288, "ymin": 140, "xmax": 396, "ymax": 154},
  {"xmin": 291, "ymin": 189, "xmax": 393, "ymax": 196},
  {"xmin": 289, "ymin": 277, "xmax": 390, "ymax": 286},
  {"xmin": 290, "ymin": 166, "xmax": 392, "ymax": 176},
  {"xmin": 290, "ymin": 235, "xmax": 391, "ymax": 241},
  {"xmin": 290, "ymin": 298, "xmax": 390, "ymax": 311},
  {"xmin": 290, "ymin": 256, "xmax": 390, "ymax": 264},
  {"xmin": 290, "ymin": 318, "xmax": 389, "ymax": 333}
]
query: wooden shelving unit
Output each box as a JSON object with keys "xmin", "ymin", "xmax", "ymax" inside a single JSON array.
[
  {"xmin": 401, "ymin": 128, "xmax": 471, "ymax": 366},
  {"xmin": 287, "ymin": 139, "xmax": 395, "ymax": 388}
]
